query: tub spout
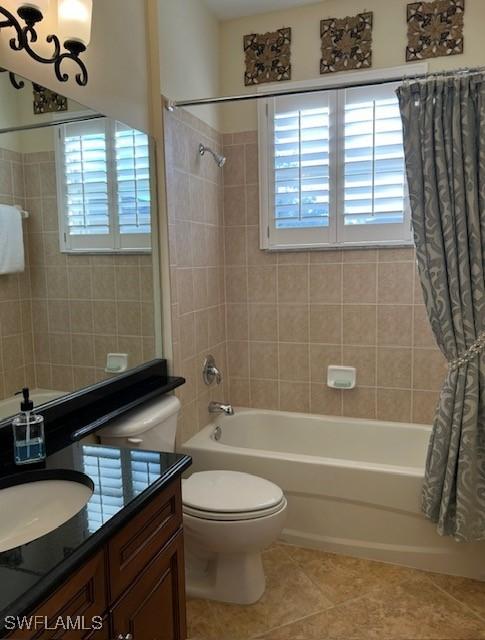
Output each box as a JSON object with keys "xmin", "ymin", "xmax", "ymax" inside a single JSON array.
[{"xmin": 209, "ymin": 401, "xmax": 234, "ymax": 416}]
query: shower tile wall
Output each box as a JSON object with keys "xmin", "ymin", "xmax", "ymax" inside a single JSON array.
[
  {"xmin": 23, "ymin": 150, "xmax": 156, "ymax": 393},
  {"xmin": 0, "ymin": 147, "xmax": 34, "ymax": 400},
  {"xmin": 0, "ymin": 146, "xmax": 155, "ymax": 402},
  {"xmin": 222, "ymin": 132, "xmax": 447, "ymax": 425},
  {"xmin": 164, "ymin": 109, "xmax": 228, "ymax": 444}
]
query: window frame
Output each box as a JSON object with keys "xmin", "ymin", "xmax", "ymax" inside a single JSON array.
[
  {"xmin": 55, "ymin": 115, "xmax": 153, "ymax": 255},
  {"xmin": 258, "ymin": 64, "xmax": 427, "ymax": 251}
]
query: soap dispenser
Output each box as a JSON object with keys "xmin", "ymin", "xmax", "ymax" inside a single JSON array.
[{"xmin": 12, "ymin": 388, "xmax": 46, "ymax": 465}]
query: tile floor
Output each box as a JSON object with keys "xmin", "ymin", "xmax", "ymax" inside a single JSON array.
[{"xmin": 187, "ymin": 544, "xmax": 485, "ymax": 640}]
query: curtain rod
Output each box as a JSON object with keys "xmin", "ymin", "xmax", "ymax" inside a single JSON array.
[
  {"xmin": 0, "ymin": 113, "xmax": 104, "ymax": 136},
  {"xmin": 166, "ymin": 66, "xmax": 485, "ymax": 110}
]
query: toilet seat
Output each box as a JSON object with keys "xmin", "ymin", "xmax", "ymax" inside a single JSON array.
[
  {"xmin": 182, "ymin": 470, "xmax": 285, "ymax": 521},
  {"xmin": 183, "ymin": 496, "xmax": 287, "ymax": 521}
]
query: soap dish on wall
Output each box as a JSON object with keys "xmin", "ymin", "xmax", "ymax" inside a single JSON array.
[{"xmin": 327, "ymin": 365, "xmax": 356, "ymax": 390}]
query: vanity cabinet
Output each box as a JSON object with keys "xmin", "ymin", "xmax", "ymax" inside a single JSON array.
[{"xmin": 6, "ymin": 479, "xmax": 186, "ymax": 640}]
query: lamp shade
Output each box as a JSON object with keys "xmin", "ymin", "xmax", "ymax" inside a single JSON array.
[{"xmin": 58, "ymin": 0, "xmax": 92, "ymax": 47}]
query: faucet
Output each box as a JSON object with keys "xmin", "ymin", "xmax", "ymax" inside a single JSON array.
[{"xmin": 208, "ymin": 401, "xmax": 234, "ymax": 416}]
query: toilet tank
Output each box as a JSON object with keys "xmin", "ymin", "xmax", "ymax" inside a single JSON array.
[{"xmin": 99, "ymin": 395, "xmax": 181, "ymax": 453}]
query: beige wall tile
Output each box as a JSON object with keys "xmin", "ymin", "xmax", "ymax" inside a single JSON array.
[
  {"xmin": 278, "ymin": 305, "xmax": 309, "ymax": 343},
  {"xmin": 378, "ymin": 262, "xmax": 414, "ymax": 304},
  {"xmin": 343, "ymin": 263, "xmax": 377, "ymax": 304},
  {"xmin": 377, "ymin": 305, "xmax": 413, "ymax": 347},
  {"xmin": 413, "ymin": 348, "xmax": 448, "ymax": 391},
  {"xmin": 343, "ymin": 386, "xmax": 376, "ymax": 419},
  {"xmin": 248, "ymin": 266, "xmax": 277, "ymax": 303},
  {"xmin": 227, "ymin": 303, "xmax": 249, "ymax": 341},
  {"xmin": 250, "ymin": 342, "xmax": 278, "ymax": 380},
  {"xmin": 278, "ymin": 343, "xmax": 310, "ymax": 382},
  {"xmin": 250, "ymin": 378, "xmax": 279, "ymax": 410},
  {"xmin": 413, "ymin": 390, "xmax": 439, "ymax": 424},
  {"xmin": 377, "ymin": 348, "xmax": 412, "ymax": 389},
  {"xmin": 278, "ymin": 265, "xmax": 309, "ymax": 303},
  {"xmin": 343, "ymin": 346, "xmax": 376, "ymax": 387},
  {"xmin": 249, "ymin": 304, "xmax": 277, "ymax": 341},
  {"xmin": 310, "ymin": 383, "xmax": 342, "ymax": 416},
  {"xmin": 310, "ymin": 264, "xmax": 342, "ymax": 304},
  {"xmin": 343, "ymin": 305, "xmax": 376, "ymax": 346},
  {"xmin": 310, "ymin": 344, "xmax": 341, "ymax": 383},
  {"xmin": 377, "ymin": 389, "xmax": 412, "ymax": 423},
  {"xmin": 310, "ymin": 305, "xmax": 342, "ymax": 344},
  {"xmin": 279, "ymin": 381, "xmax": 310, "ymax": 413}
]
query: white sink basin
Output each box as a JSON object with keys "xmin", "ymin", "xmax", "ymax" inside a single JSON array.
[{"xmin": 0, "ymin": 471, "xmax": 94, "ymax": 553}]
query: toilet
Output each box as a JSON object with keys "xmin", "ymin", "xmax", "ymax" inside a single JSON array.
[{"xmin": 99, "ymin": 395, "xmax": 287, "ymax": 605}]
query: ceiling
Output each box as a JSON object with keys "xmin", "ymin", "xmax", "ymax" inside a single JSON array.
[{"xmin": 204, "ymin": 0, "xmax": 320, "ymax": 21}]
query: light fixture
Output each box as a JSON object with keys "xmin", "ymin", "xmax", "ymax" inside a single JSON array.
[
  {"xmin": 58, "ymin": 0, "xmax": 92, "ymax": 49},
  {"xmin": 0, "ymin": 0, "xmax": 91, "ymax": 86}
]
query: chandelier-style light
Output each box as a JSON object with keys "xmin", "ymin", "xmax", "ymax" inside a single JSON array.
[{"xmin": 0, "ymin": 0, "xmax": 92, "ymax": 86}]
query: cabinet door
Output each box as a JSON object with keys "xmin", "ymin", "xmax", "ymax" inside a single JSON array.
[
  {"xmin": 108, "ymin": 479, "xmax": 182, "ymax": 603},
  {"xmin": 111, "ymin": 530, "xmax": 187, "ymax": 640},
  {"xmin": 6, "ymin": 552, "xmax": 107, "ymax": 640}
]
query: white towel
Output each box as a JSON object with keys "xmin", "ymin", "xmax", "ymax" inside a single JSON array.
[{"xmin": 0, "ymin": 204, "xmax": 25, "ymax": 275}]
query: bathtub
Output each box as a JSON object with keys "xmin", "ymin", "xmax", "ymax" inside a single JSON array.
[
  {"xmin": 181, "ymin": 408, "xmax": 485, "ymax": 581},
  {"xmin": 0, "ymin": 389, "xmax": 65, "ymax": 421}
]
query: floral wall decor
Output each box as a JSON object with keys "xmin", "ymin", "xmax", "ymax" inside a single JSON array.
[
  {"xmin": 33, "ymin": 84, "xmax": 68, "ymax": 114},
  {"xmin": 406, "ymin": 0, "xmax": 465, "ymax": 61},
  {"xmin": 320, "ymin": 12, "xmax": 373, "ymax": 74},
  {"xmin": 244, "ymin": 27, "xmax": 292, "ymax": 86}
]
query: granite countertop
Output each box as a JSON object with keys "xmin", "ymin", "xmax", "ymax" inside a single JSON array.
[{"xmin": 0, "ymin": 441, "xmax": 191, "ymax": 635}]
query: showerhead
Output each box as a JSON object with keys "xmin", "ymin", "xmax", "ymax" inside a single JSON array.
[{"xmin": 199, "ymin": 143, "xmax": 226, "ymax": 168}]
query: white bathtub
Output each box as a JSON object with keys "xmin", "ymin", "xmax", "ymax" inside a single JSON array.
[
  {"xmin": 0, "ymin": 389, "xmax": 65, "ymax": 421},
  {"xmin": 181, "ymin": 408, "xmax": 485, "ymax": 581}
]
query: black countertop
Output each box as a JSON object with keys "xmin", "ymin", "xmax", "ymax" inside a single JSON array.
[{"xmin": 0, "ymin": 441, "xmax": 191, "ymax": 636}]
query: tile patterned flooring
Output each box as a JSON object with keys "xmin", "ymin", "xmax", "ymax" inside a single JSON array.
[{"xmin": 187, "ymin": 544, "xmax": 485, "ymax": 640}]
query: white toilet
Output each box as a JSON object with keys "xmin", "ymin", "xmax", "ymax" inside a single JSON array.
[{"xmin": 100, "ymin": 395, "xmax": 287, "ymax": 605}]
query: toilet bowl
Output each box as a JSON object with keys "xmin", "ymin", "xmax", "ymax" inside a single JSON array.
[
  {"xmin": 183, "ymin": 470, "xmax": 287, "ymax": 604},
  {"xmin": 99, "ymin": 396, "xmax": 287, "ymax": 604}
]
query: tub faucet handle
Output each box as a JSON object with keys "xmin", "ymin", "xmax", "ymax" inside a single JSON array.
[{"xmin": 203, "ymin": 355, "xmax": 222, "ymax": 386}]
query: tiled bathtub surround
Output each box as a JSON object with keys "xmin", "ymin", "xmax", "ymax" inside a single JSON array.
[
  {"xmin": 222, "ymin": 132, "xmax": 447, "ymax": 425},
  {"xmin": 164, "ymin": 109, "xmax": 228, "ymax": 444},
  {"xmin": 0, "ymin": 146, "xmax": 156, "ymax": 401}
]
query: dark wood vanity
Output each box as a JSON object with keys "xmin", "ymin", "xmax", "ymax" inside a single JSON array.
[{"xmin": 6, "ymin": 478, "xmax": 186, "ymax": 640}]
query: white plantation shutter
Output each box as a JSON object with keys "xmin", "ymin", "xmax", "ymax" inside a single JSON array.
[
  {"xmin": 338, "ymin": 82, "xmax": 412, "ymax": 244},
  {"xmin": 259, "ymin": 73, "xmax": 414, "ymax": 249},
  {"xmin": 82, "ymin": 446, "xmax": 124, "ymax": 533},
  {"xmin": 57, "ymin": 119, "xmax": 112, "ymax": 250},
  {"xmin": 114, "ymin": 121, "xmax": 151, "ymax": 250},
  {"xmin": 57, "ymin": 118, "xmax": 152, "ymax": 252},
  {"xmin": 264, "ymin": 91, "xmax": 337, "ymax": 248}
]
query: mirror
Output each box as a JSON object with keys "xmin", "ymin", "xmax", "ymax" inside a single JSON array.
[{"xmin": 0, "ymin": 70, "xmax": 160, "ymax": 422}]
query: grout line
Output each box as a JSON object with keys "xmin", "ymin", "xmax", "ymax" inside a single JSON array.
[{"xmin": 429, "ymin": 580, "xmax": 485, "ymax": 624}]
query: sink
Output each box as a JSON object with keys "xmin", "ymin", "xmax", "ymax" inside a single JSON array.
[{"xmin": 0, "ymin": 470, "xmax": 94, "ymax": 553}]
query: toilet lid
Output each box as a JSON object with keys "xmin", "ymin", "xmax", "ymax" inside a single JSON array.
[{"xmin": 182, "ymin": 470, "xmax": 284, "ymax": 514}]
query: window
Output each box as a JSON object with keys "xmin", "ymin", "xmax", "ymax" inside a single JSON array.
[
  {"xmin": 259, "ymin": 69, "xmax": 422, "ymax": 250},
  {"xmin": 56, "ymin": 117, "xmax": 152, "ymax": 253}
]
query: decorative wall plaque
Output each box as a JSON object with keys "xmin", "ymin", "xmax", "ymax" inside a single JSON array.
[
  {"xmin": 320, "ymin": 12, "xmax": 373, "ymax": 75},
  {"xmin": 406, "ymin": 0, "xmax": 464, "ymax": 61},
  {"xmin": 244, "ymin": 27, "xmax": 291, "ymax": 86},
  {"xmin": 33, "ymin": 84, "xmax": 68, "ymax": 114}
]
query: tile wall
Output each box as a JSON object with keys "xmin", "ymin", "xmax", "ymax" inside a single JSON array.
[
  {"xmin": 0, "ymin": 147, "xmax": 34, "ymax": 399},
  {"xmin": 0, "ymin": 146, "xmax": 156, "ymax": 402},
  {"xmin": 23, "ymin": 150, "xmax": 156, "ymax": 394},
  {"xmin": 164, "ymin": 109, "xmax": 228, "ymax": 444},
  {"xmin": 222, "ymin": 132, "xmax": 447, "ymax": 425}
]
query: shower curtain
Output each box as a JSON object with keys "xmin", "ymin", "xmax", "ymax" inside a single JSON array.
[{"xmin": 397, "ymin": 74, "xmax": 485, "ymax": 543}]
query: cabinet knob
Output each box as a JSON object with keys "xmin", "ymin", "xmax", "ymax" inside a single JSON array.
[{"xmin": 117, "ymin": 635, "xmax": 133, "ymax": 640}]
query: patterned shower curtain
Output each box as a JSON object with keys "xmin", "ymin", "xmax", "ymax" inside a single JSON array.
[{"xmin": 397, "ymin": 74, "xmax": 485, "ymax": 542}]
